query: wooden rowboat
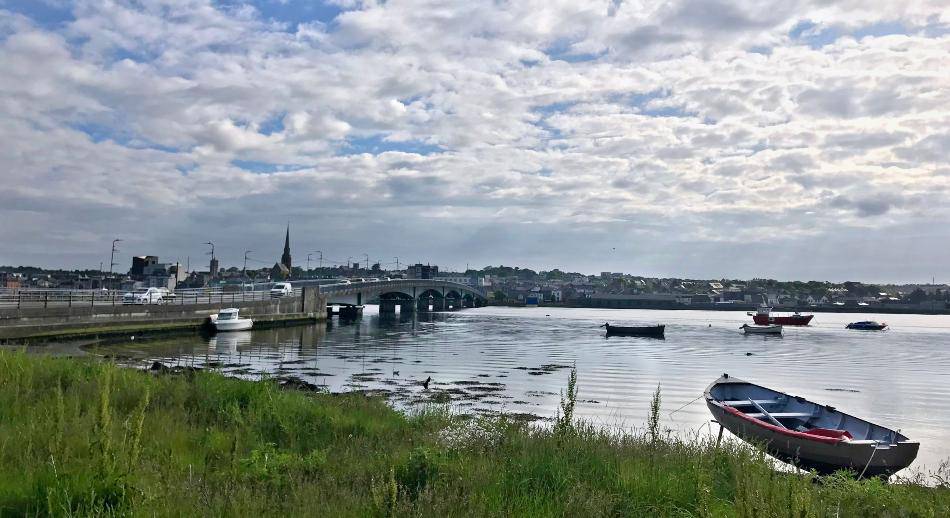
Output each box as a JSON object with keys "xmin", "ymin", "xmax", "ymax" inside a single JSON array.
[
  {"xmin": 602, "ymin": 323, "xmax": 665, "ymax": 338},
  {"xmin": 705, "ymin": 374, "xmax": 918, "ymax": 477},
  {"xmin": 740, "ymin": 324, "xmax": 782, "ymax": 335}
]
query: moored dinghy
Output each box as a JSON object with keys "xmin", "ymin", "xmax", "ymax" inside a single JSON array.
[
  {"xmin": 705, "ymin": 374, "xmax": 918, "ymax": 477},
  {"xmin": 602, "ymin": 323, "xmax": 665, "ymax": 338},
  {"xmin": 846, "ymin": 321, "xmax": 888, "ymax": 331},
  {"xmin": 740, "ymin": 324, "xmax": 782, "ymax": 335}
]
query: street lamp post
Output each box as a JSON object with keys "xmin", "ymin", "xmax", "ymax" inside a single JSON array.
[{"xmin": 109, "ymin": 238, "xmax": 123, "ymax": 274}]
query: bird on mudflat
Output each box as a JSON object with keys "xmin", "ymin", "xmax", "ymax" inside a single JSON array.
[{"xmin": 422, "ymin": 376, "xmax": 432, "ymax": 390}]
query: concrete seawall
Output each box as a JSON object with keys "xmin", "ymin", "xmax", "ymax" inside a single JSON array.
[{"xmin": 0, "ymin": 287, "xmax": 327, "ymax": 343}]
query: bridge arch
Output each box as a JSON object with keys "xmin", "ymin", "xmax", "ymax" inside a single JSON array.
[{"xmin": 316, "ymin": 279, "xmax": 487, "ymax": 316}]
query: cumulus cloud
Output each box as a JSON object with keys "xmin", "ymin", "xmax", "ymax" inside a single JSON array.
[{"xmin": 0, "ymin": 0, "xmax": 949, "ymax": 281}]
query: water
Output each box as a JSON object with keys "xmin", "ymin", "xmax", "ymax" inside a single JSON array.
[{"xmin": 91, "ymin": 306, "xmax": 950, "ymax": 472}]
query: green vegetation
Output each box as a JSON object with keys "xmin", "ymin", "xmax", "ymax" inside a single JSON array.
[{"xmin": 1, "ymin": 351, "xmax": 949, "ymax": 516}]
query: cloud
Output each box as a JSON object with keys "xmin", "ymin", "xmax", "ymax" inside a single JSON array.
[{"xmin": 1, "ymin": 0, "xmax": 949, "ymax": 281}]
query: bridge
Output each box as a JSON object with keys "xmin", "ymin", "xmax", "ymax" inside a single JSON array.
[
  {"xmin": 315, "ymin": 279, "xmax": 487, "ymax": 317},
  {"xmin": 0, "ymin": 279, "xmax": 487, "ymax": 343}
]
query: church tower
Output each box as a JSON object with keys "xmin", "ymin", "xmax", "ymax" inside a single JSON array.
[{"xmin": 280, "ymin": 224, "xmax": 292, "ymax": 270}]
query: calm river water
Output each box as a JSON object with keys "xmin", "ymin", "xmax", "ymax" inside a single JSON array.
[{"xmin": 91, "ymin": 306, "xmax": 950, "ymax": 472}]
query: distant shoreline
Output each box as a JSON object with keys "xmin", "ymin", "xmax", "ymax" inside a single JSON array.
[{"xmin": 486, "ymin": 301, "xmax": 950, "ymax": 315}]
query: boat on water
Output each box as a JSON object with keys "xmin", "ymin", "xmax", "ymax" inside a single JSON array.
[
  {"xmin": 705, "ymin": 374, "xmax": 918, "ymax": 477},
  {"xmin": 846, "ymin": 321, "xmax": 888, "ymax": 331},
  {"xmin": 748, "ymin": 305, "xmax": 814, "ymax": 326},
  {"xmin": 740, "ymin": 324, "xmax": 783, "ymax": 335},
  {"xmin": 602, "ymin": 323, "xmax": 665, "ymax": 338},
  {"xmin": 210, "ymin": 308, "xmax": 253, "ymax": 332}
]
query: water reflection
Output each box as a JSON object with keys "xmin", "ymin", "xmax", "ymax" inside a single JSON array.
[{"xmin": 89, "ymin": 305, "xmax": 950, "ymax": 470}]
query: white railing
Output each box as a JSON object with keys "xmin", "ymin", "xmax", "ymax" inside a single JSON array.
[{"xmin": 0, "ymin": 287, "xmax": 303, "ymax": 309}]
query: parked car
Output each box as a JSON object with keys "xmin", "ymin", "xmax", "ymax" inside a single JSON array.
[
  {"xmin": 270, "ymin": 282, "xmax": 293, "ymax": 298},
  {"xmin": 122, "ymin": 287, "xmax": 168, "ymax": 305}
]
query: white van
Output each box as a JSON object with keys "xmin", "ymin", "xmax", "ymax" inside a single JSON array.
[
  {"xmin": 270, "ymin": 282, "xmax": 293, "ymax": 298},
  {"xmin": 122, "ymin": 287, "xmax": 168, "ymax": 305}
]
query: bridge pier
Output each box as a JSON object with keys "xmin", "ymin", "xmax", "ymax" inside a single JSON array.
[
  {"xmin": 339, "ymin": 305, "xmax": 362, "ymax": 320},
  {"xmin": 418, "ymin": 297, "xmax": 444, "ymax": 312},
  {"xmin": 379, "ymin": 300, "xmax": 397, "ymax": 316},
  {"xmin": 399, "ymin": 300, "xmax": 416, "ymax": 314}
]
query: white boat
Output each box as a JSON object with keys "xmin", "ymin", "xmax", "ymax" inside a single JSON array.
[
  {"xmin": 211, "ymin": 308, "xmax": 253, "ymax": 332},
  {"xmin": 740, "ymin": 324, "xmax": 782, "ymax": 335}
]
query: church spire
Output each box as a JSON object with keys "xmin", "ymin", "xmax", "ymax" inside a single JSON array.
[{"xmin": 281, "ymin": 223, "xmax": 292, "ymax": 270}]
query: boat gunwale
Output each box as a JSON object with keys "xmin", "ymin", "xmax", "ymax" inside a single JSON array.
[{"xmin": 704, "ymin": 375, "xmax": 914, "ymax": 446}]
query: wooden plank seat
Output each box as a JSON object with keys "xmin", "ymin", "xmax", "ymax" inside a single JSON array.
[
  {"xmin": 745, "ymin": 412, "xmax": 813, "ymax": 419},
  {"xmin": 722, "ymin": 399, "xmax": 783, "ymax": 406}
]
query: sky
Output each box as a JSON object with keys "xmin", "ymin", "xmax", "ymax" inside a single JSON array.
[{"xmin": 0, "ymin": 0, "xmax": 948, "ymax": 282}]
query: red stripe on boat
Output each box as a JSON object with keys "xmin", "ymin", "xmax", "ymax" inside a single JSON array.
[{"xmin": 721, "ymin": 405, "xmax": 849, "ymax": 445}]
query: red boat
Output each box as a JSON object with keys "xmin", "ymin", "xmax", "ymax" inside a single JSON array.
[{"xmin": 748, "ymin": 305, "xmax": 813, "ymax": 326}]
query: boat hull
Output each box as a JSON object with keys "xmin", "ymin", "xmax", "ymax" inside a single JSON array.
[
  {"xmin": 213, "ymin": 319, "xmax": 253, "ymax": 332},
  {"xmin": 605, "ymin": 324, "xmax": 665, "ymax": 338},
  {"xmin": 753, "ymin": 314, "xmax": 814, "ymax": 326},
  {"xmin": 707, "ymin": 402, "xmax": 918, "ymax": 477},
  {"xmin": 705, "ymin": 375, "xmax": 918, "ymax": 477},
  {"xmin": 846, "ymin": 322, "xmax": 887, "ymax": 331},
  {"xmin": 742, "ymin": 325, "xmax": 782, "ymax": 335}
]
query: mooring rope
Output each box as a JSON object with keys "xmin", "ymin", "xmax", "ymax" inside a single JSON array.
[
  {"xmin": 668, "ymin": 394, "xmax": 705, "ymax": 419},
  {"xmin": 857, "ymin": 443, "xmax": 880, "ymax": 480}
]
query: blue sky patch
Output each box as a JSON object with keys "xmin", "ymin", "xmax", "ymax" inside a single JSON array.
[
  {"xmin": 542, "ymin": 38, "xmax": 606, "ymax": 63},
  {"xmin": 2, "ymin": 0, "xmax": 74, "ymax": 29},
  {"xmin": 853, "ymin": 21, "xmax": 907, "ymax": 40},
  {"xmin": 259, "ymin": 112, "xmax": 286, "ymax": 136},
  {"xmin": 231, "ymin": 159, "xmax": 309, "ymax": 173},
  {"xmin": 790, "ymin": 19, "xmax": 910, "ymax": 49},
  {"xmin": 341, "ymin": 135, "xmax": 443, "ymax": 156},
  {"xmin": 533, "ymin": 101, "xmax": 578, "ymax": 117},
  {"xmin": 215, "ymin": 0, "xmax": 343, "ymax": 30},
  {"xmin": 176, "ymin": 163, "xmax": 199, "ymax": 176},
  {"xmin": 71, "ymin": 121, "xmax": 179, "ymax": 153}
]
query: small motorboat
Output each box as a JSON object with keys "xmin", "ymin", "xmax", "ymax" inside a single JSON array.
[
  {"xmin": 740, "ymin": 324, "xmax": 782, "ymax": 335},
  {"xmin": 846, "ymin": 321, "xmax": 888, "ymax": 331},
  {"xmin": 210, "ymin": 308, "xmax": 253, "ymax": 332},
  {"xmin": 705, "ymin": 374, "xmax": 918, "ymax": 477},
  {"xmin": 747, "ymin": 305, "xmax": 814, "ymax": 326},
  {"xmin": 602, "ymin": 323, "xmax": 665, "ymax": 338}
]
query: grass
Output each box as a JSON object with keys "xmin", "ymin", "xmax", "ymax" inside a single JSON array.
[{"xmin": 1, "ymin": 350, "xmax": 949, "ymax": 516}]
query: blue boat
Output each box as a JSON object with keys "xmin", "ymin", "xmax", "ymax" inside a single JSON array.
[{"xmin": 846, "ymin": 321, "xmax": 888, "ymax": 331}]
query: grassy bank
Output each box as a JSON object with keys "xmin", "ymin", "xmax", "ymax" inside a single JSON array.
[{"xmin": 1, "ymin": 352, "xmax": 948, "ymax": 516}]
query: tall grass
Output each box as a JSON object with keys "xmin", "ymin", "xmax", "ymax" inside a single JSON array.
[{"xmin": 0, "ymin": 350, "xmax": 948, "ymax": 516}]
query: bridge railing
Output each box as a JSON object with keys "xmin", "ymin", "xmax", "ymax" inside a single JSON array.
[
  {"xmin": 0, "ymin": 287, "xmax": 304, "ymax": 309},
  {"xmin": 316, "ymin": 279, "xmax": 487, "ymax": 299}
]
